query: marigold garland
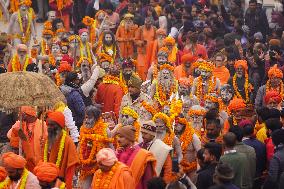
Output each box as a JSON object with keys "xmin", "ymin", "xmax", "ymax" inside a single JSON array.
[
  {"xmin": 159, "ymin": 64, "xmax": 174, "ymax": 71},
  {"xmin": 195, "ymin": 76, "xmax": 216, "ymax": 100},
  {"xmin": 82, "ymin": 16, "xmax": 94, "ymax": 26},
  {"xmin": 68, "ymin": 35, "xmax": 80, "ymax": 42},
  {"xmin": 154, "ymin": 80, "xmax": 178, "ymax": 107},
  {"xmin": 266, "ymin": 80, "xmax": 284, "ymax": 97},
  {"xmin": 77, "ymin": 57, "xmax": 92, "ymax": 67},
  {"xmin": 121, "ymin": 107, "xmax": 139, "ymax": 119},
  {"xmin": 141, "ymin": 101, "xmax": 157, "ymax": 116},
  {"xmin": 59, "ymin": 183, "xmax": 66, "ymax": 189},
  {"xmin": 41, "ymin": 40, "xmax": 50, "ymax": 55},
  {"xmin": 198, "ymin": 61, "xmax": 215, "ymax": 72},
  {"xmin": 232, "ymin": 73, "xmax": 249, "ymax": 103},
  {"xmin": 44, "ymin": 130, "xmax": 67, "ymax": 167},
  {"xmin": 44, "ymin": 21, "xmax": 52, "ymax": 30},
  {"xmin": 11, "ymin": 55, "xmax": 29, "ymax": 72},
  {"xmin": 55, "ymin": 73, "xmax": 62, "ymax": 86},
  {"xmin": 0, "ymin": 178, "xmax": 10, "ymax": 189},
  {"xmin": 176, "ymin": 118, "xmax": 195, "ymax": 152},
  {"xmin": 153, "ymin": 64, "xmax": 158, "ymax": 80},
  {"xmin": 19, "ymin": 168, "xmax": 28, "ymax": 189},
  {"xmin": 103, "ymin": 75, "xmax": 120, "ymax": 85},
  {"xmin": 17, "ymin": 10, "xmax": 32, "ymax": 44},
  {"xmin": 48, "ymin": 54, "xmax": 56, "ymax": 66},
  {"xmin": 119, "ymin": 72, "xmax": 129, "ymax": 94},
  {"xmin": 180, "ymin": 160, "xmax": 197, "ymax": 173},
  {"xmin": 153, "ymin": 112, "xmax": 174, "ymax": 146},
  {"xmin": 101, "ymin": 45, "xmax": 116, "ymax": 63},
  {"xmin": 79, "ymin": 40, "xmax": 92, "ymax": 62},
  {"xmin": 188, "ymin": 109, "xmax": 206, "ymax": 116},
  {"xmin": 93, "ymin": 162, "xmax": 119, "ymax": 189}
]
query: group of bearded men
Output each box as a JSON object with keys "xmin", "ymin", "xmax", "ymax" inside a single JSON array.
[{"xmin": 0, "ymin": 0, "xmax": 283, "ymax": 189}]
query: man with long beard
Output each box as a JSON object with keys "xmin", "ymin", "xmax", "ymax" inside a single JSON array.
[
  {"xmin": 96, "ymin": 31, "xmax": 119, "ymax": 62},
  {"xmin": 43, "ymin": 111, "xmax": 79, "ymax": 189},
  {"xmin": 147, "ymin": 47, "xmax": 169, "ymax": 81},
  {"xmin": 116, "ymin": 14, "xmax": 138, "ymax": 59},
  {"xmin": 120, "ymin": 74, "xmax": 153, "ymax": 122},
  {"xmin": 219, "ymin": 84, "xmax": 234, "ymax": 113},
  {"xmin": 150, "ymin": 64, "xmax": 178, "ymax": 109},
  {"xmin": 7, "ymin": 106, "xmax": 47, "ymax": 172},
  {"xmin": 2, "ymin": 152, "xmax": 41, "ymax": 188},
  {"xmin": 7, "ymin": 1, "xmax": 36, "ymax": 46},
  {"xmin": 79, "ymin": 105, "xmax": 113, "ymax": 189},
  {"xmin": 78, "ymin": 28, "xmax": 95, "ymax": 64},
  {"xmin": 174, "ymin": 54, "xmax": 197, "ymax": 80},
  {"xmin": 191, "ymin": 61, "xmax": 220, "ymax": 104},
  {"xmin": 7, "ymin": 44, "xmax": 32, "ymax": 72},
  {"xmin": 188, "ymin": 105, "xmax": 206, "ymax": 137},
  {"xmin": 150, "ymin": 29, "xmax": 167, "ymax": 64},
  {"xmin": 174, "ymin": 116, "xmax": 201, "ymax": 180},
  {"xmin": 116, "ymin": 125, "xmax": 156, "ymax": 189}
]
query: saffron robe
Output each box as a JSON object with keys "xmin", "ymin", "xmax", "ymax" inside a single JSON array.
[
  {"xmin": 116, "ymin": 24, "xmax": 138, "ymax": 58},
  {"xmin": 7, "ymin": 57, "xmax": 33, "ymax": 72},
  {"xmin": 91, "ymin": 162, "xmax": 135, "ymax": 189},
  {"xmin": 213, "ymin": 66, "xmax": 230, "ymax": 85},
  {"xmin": 117, "ymin": 145, "xmax": 157, "ymax": 189},
  {"xmin": 7, "ymin": 120, "xmax": 47, "ymax": 172},
  {"xmin": 46, "ymin": 134, "xmax": 79, "ymax": 189},
  {"xmin": 135, "ymin": 26, "xmax": 156, "ymax": 80}
]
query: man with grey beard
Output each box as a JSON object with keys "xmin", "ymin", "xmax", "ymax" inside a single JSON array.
[
  {"xmin": 150, "ymin": 64, "xmax": 177, "ymax": 108},
  {"xmin": 79, "ymin": 105, "xmax": 113, "ymax": 189},
  {"xmin": 45, "ymin": 111, "xmax": 79, "ymax": 189}
]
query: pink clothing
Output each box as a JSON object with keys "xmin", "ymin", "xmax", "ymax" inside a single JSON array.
[
  {"xmin": 116, "ymin": 145, "xmax": 154, "ymax": 189},
  {"xmin": 10, "ymin": 171, "xmax": 41, "ymax": 189}
]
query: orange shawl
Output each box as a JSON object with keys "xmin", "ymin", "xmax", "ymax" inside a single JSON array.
[
  {"xmin": 213, "ymin": 66, "xmax": 230, "ymax": 85},
  {"xmin": 130, "ymin": 149, "xmax": 157, "ymax": 187}
]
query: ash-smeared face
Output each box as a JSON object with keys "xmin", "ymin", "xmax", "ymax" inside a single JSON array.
[
  {"xmin": 80, "ymin": 32, "xmax": 89, "ymax": 43},
  {"xmin": 121, "ymin": 114, "xmax": 135, "ymax": 126},
  {"xmin": 200, "ymin": 69, "xmax": 211, "ymax": 80}
]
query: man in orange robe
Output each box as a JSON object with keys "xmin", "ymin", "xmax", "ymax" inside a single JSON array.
[
  {"xmin": 135, "ymin": 17, "xmax": 156, "ymax": 80},
  {"xmin": 7, "ymin": 106, "xmax": 47, "ymax": 172},
  {"xmin": 174, "ymin": 54, "xmax": 197, "ymax": 80},
  {"xmin": 163, "ymin": 36, "xmax": 179, "ymax": 65},
  {"xmin": 116, "ymin": 125, "xmax": 157, "ymax": 189},
  {"xmin": 91, "ymin": 148, "xmax": 135, "ymax": 189},
  {"xmin": 116, "ymin": 13, "xmax": 138, "ymax": 59},
  {"xmin": 43, "ymin": 111, "xmax": 79, "ymax": 189},
  {"xmin": 95, "ymin": 62, "xmax": 125, "ymax": 119},
  {"xmin": 212, "ymin": 53, "xmax": 230, "ymax": 85},
  {"xmin": 7, "ymin": 44, "xmax": 32, "ymax": 72},
  {"xmin": 150, "ymin": 29, "xmax": 167, "ymax": 64}
]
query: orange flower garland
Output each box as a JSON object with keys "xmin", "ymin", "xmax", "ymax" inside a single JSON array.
[
  {"xmin": 153, "ymin": 112, "xmax": 174, "ymax": 146},
  {"xmin": 79, "ymin": 119, "xmax": 113, "ymax": 178},
  {"xmin": 11, "ymin": 55, "xmax": 30, "ymax": 72},
  {"xmin": 103, "ymin": 75, "xmax": 120, "ymax": 85},
  {"xmin": 154, "ymin": 80, "xmax": 178, "ymax": 107},
  {"xmin": 141, "ymin": 101, "xmax": 157, "ymax": 116},
  {"xmin": 93, "ymin": 162, "xmax": 119, "ymax": 189},
  {"xmin": 119, "ymin": 72, "xmax": 129, "ymax": 94},
  {"xmin": 266, "ymin": 80, "xmax": 284, "ymax": 96},
  {"xmin": 82, "ymin": 16, "xmax": 94, "ymax": 26},
  {"xmin": 195, "ymin": 76, "xmax": 216, "ymax": 100},
  {"xmin": 232, "ymin": 73, "xmax": 249, "ymax": 103},
  {"xmin": 48, "ymin": 54, "xmax": 56, "ymax": 66},
  {"xmin": 55, "ymin": 73, "xmax": 62, "ymax": 86},
  {"xmin": 180, "ymin": 160, "xmax": 197, "ymax": 173},
  {"xmin": 176, "ymin": 118, "xmax": 195, "ymax": 152}
]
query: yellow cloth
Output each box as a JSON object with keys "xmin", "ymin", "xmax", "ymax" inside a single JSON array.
[{"xmin": 256, "ymin": 125, "xmax": 267, "ymax": 143}]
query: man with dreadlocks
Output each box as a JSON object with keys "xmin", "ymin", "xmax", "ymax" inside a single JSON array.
[
  {"xmin": 191, "ymin": 61, "xmax": 220, "ymax": 104},
  {"xmin": 79, "ymin": 105, "xmax": 113, "ymax": 189},
  {"xmin": 188, "ymin": 105, "xmax": 206, "ymax": 137},
  {"xmin": 219, "ymin": 84, "xmax": 234, "ymax": 114},
  {"xmin": 174, "ymin": 115, "xmax": 201, "ymax": 180},
  {"xmin": 120, "ymin": 59, "xmax": 137, "ymax": 94},
  {"xmin": 147, "ymin": 47, "xmax": 169, "ymax": 81},
  {"xmin": 150, "ymin": 63, "xmax": 178, "ymax": 110}
]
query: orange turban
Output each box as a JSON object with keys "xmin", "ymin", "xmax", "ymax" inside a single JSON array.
[
  {"xmin": 96, "ymin": 148, "xmax": 117, "ymax": 166},
  {"xmin": 156, "ymin": 28, "xmax": 166, "ymax": 36},
  {"xmin": 2, "ymin": 152, "xmax": 27, "ymax": 169},
  {"xmin": 21, "ymin": 106, "xmax": 36, "ymax": 117},
  {"xmin": 264, "ymin": 90, "xmax": 282, "ymax": 105},
  {"xmin": 269, "ymin": 39, "xmax": 281, "ymax": 47},
  {"xmin": 34, "ymin": 162, "xmax": 59, "ymax": 183},
  {"xmin": 181, "ymin": 54, "xmax": 198, "ymax": 64},
  {"xmin": 268, "ymin": 65, "xmax": 283, "ymax": 79},
  {"xmin": 228, "ymin": 98, "xmax": 246, "ymax": 112},
  {"xmin": 0, "ymin": 167, "xmax": 7, "ymax": 182},
  {"xmin": 98, "ymin": 53, "xmax": 113, "ymax": 63},
  {"xmin": 58, "ymin": 62, "xmax": 72, "ymax": 73},
  {"xmin": 47, "ymin": 111, "xmax": 65, "ymax": 128},
  {"xmin": 163, "ymin": 36, "xmax": 175, "ymax": 45},
  {"xmin": 179, "ymin": 78, "xmax": 192, "ymax": 87},
  {"xmin": 234, "ymin": 60, "xmax": 248, "ymax": 71}
]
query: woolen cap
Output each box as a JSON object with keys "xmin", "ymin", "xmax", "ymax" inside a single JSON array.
[{"xmin": 141, "ymin": 120, "xmax": 156, "ymax": 136}]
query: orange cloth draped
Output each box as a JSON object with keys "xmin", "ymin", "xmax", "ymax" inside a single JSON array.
[
  {"xmin": 174, "ymin": 65, "xmax": 193, "ymax": 81},
  {"xmin": 95, "ymin": 83, "xmax": 124, "ymax": 119},
  {"xmin": 91, "ymin": 162, "xmax": 135, "ymax": 189},
  {"xmin": 150, "ymin": 40, "xmax": 162, "ymax": 64},
  {"xmin": 179, "ymin": 44, "xmax": 208, "ymax": 60},
  {"xmin": 116, "ymin": 25, "xmax": 138, "ymax": 58},
  {"xmin": 46, "ymin": 135, "xmax": 79, "ymax": 189},
  {"xmin": 135, "ymin": 26, "xmax": 156, "ymax": 80},
  {"xmin": 130, "ymin": 149, "xmax": 157, "ymax": 188},
  {"xmin": 7, "ymin": 120, "xmax": 47, "ymax": 172},
  {"xmin": 213, "ymin": 66, "xmax": 230, "ymax": 85}
]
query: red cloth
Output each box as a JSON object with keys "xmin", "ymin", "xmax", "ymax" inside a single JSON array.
[
  {"xmin": 95, "ymin": 83, "xmax": 124, "ymax": 119},
  {"xmin": 61, "ymin": 55, "xmax": 74, "ymax": 66},
  {"xmin": 179, "ymin": 44, "xmax": 208, "ymax": 60},
  {"xmin": 265, "ymin": 138, "xmax": 274, "ymax": 164},
  {"xmin": 47, "ymin": 111, "xmax": 65, "ymax": 128}
]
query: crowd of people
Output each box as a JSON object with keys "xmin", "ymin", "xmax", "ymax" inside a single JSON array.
[{"xmin": 0, "ymin": 0, "xmax": 284, "ymax": 189}]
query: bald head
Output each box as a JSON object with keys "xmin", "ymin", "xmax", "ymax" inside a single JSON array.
[{"xmin": 223, "ymin": 132, "xmax": 237, "ymax": 148}]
